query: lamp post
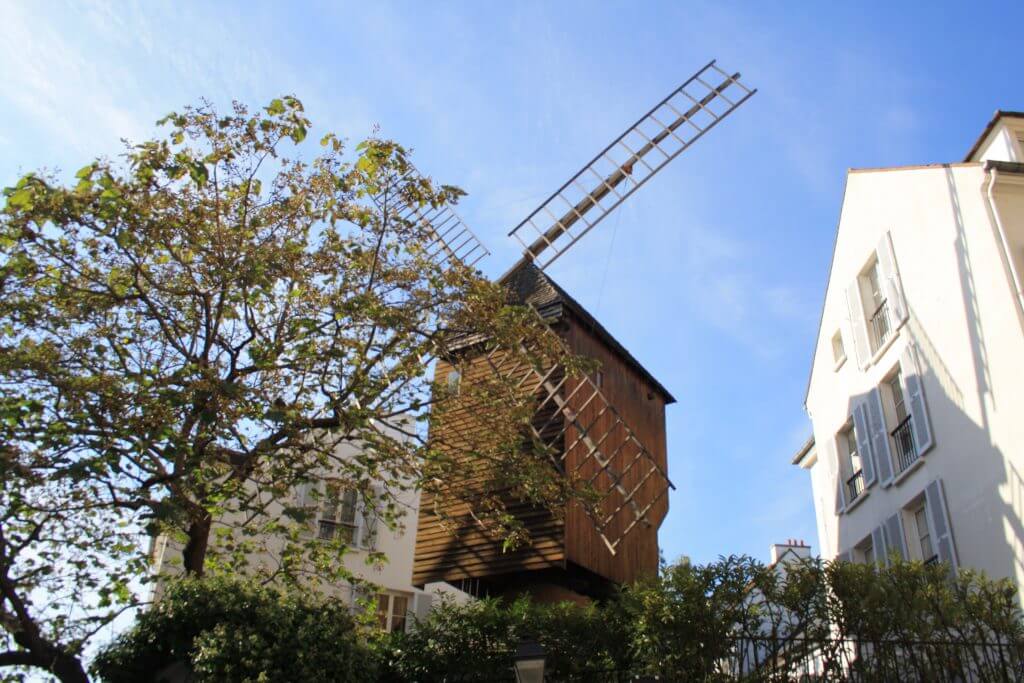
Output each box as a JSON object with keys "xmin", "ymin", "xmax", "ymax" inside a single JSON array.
[{"xmin": 512, "ymin": 640, "xmax": 546, "ymax": 683}]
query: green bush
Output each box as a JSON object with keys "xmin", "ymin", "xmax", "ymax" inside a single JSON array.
[
  {"xmin": 376, "ymin": 597, "xmax": 628, "ymax": 681},
  {"xmin": 92, "ymin": 577, "xmax": 375, "ymax": 683},
  {"xmin": 94, "ymin": 557, "xmax": 1024, "ymax": 682}
]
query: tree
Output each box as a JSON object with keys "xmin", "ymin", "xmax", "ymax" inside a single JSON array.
[{"xmin": 0, "ymin": 96, "xmax": 589, "ymax": 681}]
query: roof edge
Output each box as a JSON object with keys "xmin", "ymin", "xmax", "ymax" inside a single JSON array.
[
  {"xmin": 985, "ymin": 160, "xmax": 1024, "ymax": 175},
  {"xmin": 791, "ymin": 435, "xmax": 815, "ymax": 466},
  {"xmin": 546, "ymin": 278, "xmax": 677, "ymax": 405},
  {"xmin": 803, "ymin": 171, "xmax": 851, "ymax": 409},
  {"xmin": 963, "ymin": 110, "xmax": 1024, "ymax": 163},
  {"xmin": 849, "ymin": 162, "xmax": 980, "ymax": 175}
]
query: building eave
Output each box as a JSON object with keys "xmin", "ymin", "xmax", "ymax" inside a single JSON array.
[
  {"xmin": 791, "ymin": 435, "xmax": 815, "ymax": 467},
  {"xmin": 963, "ymin": 110, "xmax": 1024, "ymax": 162},
  {"xmin": 984, "ymin": 160, "xmax": 1024, "ymax": 175}
]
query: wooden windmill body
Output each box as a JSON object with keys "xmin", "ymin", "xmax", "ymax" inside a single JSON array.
[
  {"xmin": 397, "ymin": 60, "xmax": 756, "ymax": 601},
  {"xmin": 414, "ymin": 261, "xmax": 675, "ymax": 599}
]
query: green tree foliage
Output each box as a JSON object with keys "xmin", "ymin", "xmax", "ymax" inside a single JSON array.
[
  {"xmin": 91, "ymin": 577, "xmax": 374, "ymax": 683},
  {"xmin": 93, "ymin": 558, "xmax": 1024, "ymax": 682},
  {"xmin": 0, "ymin": 95, "xmax": 590, "ymax": 681}
]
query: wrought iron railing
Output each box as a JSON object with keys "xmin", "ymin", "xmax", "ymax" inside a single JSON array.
[
  {"xmin": 892, "ymin": 415, "xmax": 918, "ymax": 474},
  {"xmin": 846, "ymin": 469, "xmax": 865, "ymax": 502},
  {"xmin": 924, "ymin": 554, "xmax": 940, "ymax": 566},
  {"xmin": 718, "ymin": 635, "xmax": 1024, "ymax": 683},
  {"xmin": 558, "ymin": 636, "xmax": 1024, "ymax": 682},
  {"xmin": 870, "ymin": 298, "xmax": 892, "ymax": 351}
]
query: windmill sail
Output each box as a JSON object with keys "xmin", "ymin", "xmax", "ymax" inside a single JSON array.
[
  {"xmin": 509, "ymin": 60, "xmax": 755, "ymax": 270},
  {"xmin": 375, "ymin": 163, "xmax": 491, "ymax": 270},
  {"xmin": 402, "ymin": 60, "xmax": 754, "ymax": 573}
]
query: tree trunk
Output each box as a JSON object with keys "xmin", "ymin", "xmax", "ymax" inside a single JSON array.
[
  {"xmin": 51, "ymin": 652, "xmax": 90, "ymax": 683},
  {"xmin": 182, "ymin": 512, "xmax": 212, "ymax": 576}
]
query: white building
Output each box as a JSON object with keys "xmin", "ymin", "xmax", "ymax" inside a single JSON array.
[
  {"xmin": 794, "ymin": 112, "xmax": 1024, "ymax": 590},
  {"xmin": 152, "ymin": 420, "xmax": 467, "ymax": 631}
]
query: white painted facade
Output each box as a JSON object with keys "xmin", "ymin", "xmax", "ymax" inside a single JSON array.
[
  {"xmin": 796, "ymin": 112, "xmax": 1024, "ymax": 594},
  {"xmin": 151, "ymin": 420, "xmax": 469, "ymax": 630}
]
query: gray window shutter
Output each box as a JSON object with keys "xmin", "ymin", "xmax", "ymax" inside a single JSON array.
[
  {"xmin": 852, "ymin": 402, "xmax": 875, "ymax": 486},
  {"xmin": 865, "ymin": 388, "xmax": 894, "ymax": 486},
  {"xmin": 845, "ymin": 280, "xmax": 871, "ymax": 368},
  {"xmin": 925, "ymin": 479, "xmax": 958, "ymax": 575},
  {"xmin": 412, "ymin": 592, "xmax": 432, "ymax": 630},
  {"xmin": 826, "ymin": 437, "xmax": 845, "ymax": 515},
  {"xmin": 871, "ymin": 527, "xmax": 885, "ymax": 565},
  {"xmin": 883, "ymin": 513, "xmax": 907, "ymax": 564},
  {"xmin": 876, "ymin": 231, "xmax": 908, "ymax": 325},
  {"xmin": 295, "ymin": 481, "xmax": 313, "ymax": 508},
  {"xmin": 900, "ymin": 345, "xmax": 933, "ymax": 456}
]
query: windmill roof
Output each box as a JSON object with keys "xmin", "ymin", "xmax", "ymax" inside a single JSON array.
[{"xmin": 500, "ymin": 259, "xmax": 676, "ymax": 404}]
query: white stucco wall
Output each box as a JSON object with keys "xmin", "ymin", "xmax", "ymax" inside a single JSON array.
[
  {"xmin": 802, "ymin": 159, "xmax": 1024, "ymax": 593},
  {"xmin": 151, "ymin": 424, "xmax": 470, "ymax": 619}
]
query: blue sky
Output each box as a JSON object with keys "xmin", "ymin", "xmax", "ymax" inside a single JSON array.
[{"xmin": 2, "ymin": 1, "xmax": 1022, "ymax": 566}]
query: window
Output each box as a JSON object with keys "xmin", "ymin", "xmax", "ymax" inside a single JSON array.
[
  {"xmin": 855, "ymin": 535, "xmax": 875, "ymax": 565},
  {"xmin": 318, "ymin": 487, "xmax": 358, "ymax": 543},
  {"xmin": 446, "ymin": 369, "xmax": 461, "ymax": 395},
  {"xmin": 884, "ymin": 369, "xmax": 917, "ymax": 475},
  {"xmin": 913, "ymin": 504, "xmax": 937, "ymax": 564},
  {"xmin": 842, "ymin": 425, "xmax": 864, "ymax": 501},
  {"xmin": 844, "ymin": 232, "xmax": 908, "ymax": 368},
  {"xmin": 861, "ymin": 258, "xmax": 892, "ymax": 353},
  {"xmin": 595, "ymin": 370, "xmax": 604, "ymax": 388},
  {"xmin": 831, "ymin": 330, "xmax": 846, "ymax": 368},
  {"xmin": 376, "ymin": 593, "xmax": 410, "ymax": 632}
]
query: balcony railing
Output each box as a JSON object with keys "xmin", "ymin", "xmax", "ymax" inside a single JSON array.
[
  {"xmin": 891, "ymin": 415, "xmax": 918, "ymax": 474},
  {"xmin": 869, "ymin": 298, "xmax": 892, "ymax": 351},
  {"xmin": 846, "ymin": 469, "xmax": 865, "ymax": 502}
]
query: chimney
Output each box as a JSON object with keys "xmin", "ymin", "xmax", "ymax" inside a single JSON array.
[{"xmin": 770, "ymin": 538, "xmax": 812, "ymax": 565}]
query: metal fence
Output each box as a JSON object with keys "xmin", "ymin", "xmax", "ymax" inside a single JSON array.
[{"xmin": 546, "ymin": 635, "xmax": 1024, "ymax": 682}]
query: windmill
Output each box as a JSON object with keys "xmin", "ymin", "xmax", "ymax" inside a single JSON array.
[{"xmin": 390, "ymin": 60, "xmax": 755, "ymax": 599}]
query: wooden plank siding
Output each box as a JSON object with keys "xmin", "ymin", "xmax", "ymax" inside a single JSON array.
[
  {"xmin": 563, "ymin": 316, "xmax": 667, "ymax": 584},
  {"xmin": 412, "ymin": 351, "xmax": 567, "ymax": 587},
  {"xmin": 412, "ymin": 311, "xmax": 667, "ymax": 589}
]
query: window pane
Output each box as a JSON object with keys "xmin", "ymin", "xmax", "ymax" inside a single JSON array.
[
  {"xmin": 916, "ymin": 507, "xmax": 934, "ymax": 560},
  {"xmin": 891, "ymin": 372, "xmax": 907, "ymax": 421},
  {"xmin": 377, "ymin": 594, "xmax": 390, "ymax": 630},
  {"xmin": 846, "ymin": 429, "xmax": 860, "ymax": 472},
  {"xmin": 832, "ymin": 331, "xmax": 845, "ymax": 363},
  {"xmin": 317, "ymin": 520, "xmax": 337, "ymax": 540},
  {"xmin": 391, "ymin": 596, "xmax": 408, "ymax": 632},
  {"xmin": 867, "ymin": 262, "xmax": 883, "ymax": 307},
  {"xmin": 339, "ymin": 489, "xmax": 358, "ymax": 525}
]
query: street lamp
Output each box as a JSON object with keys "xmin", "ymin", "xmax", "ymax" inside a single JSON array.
[{"xmin": 513, "ymin": 640, "xmax": 546, "ymax": 683}]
